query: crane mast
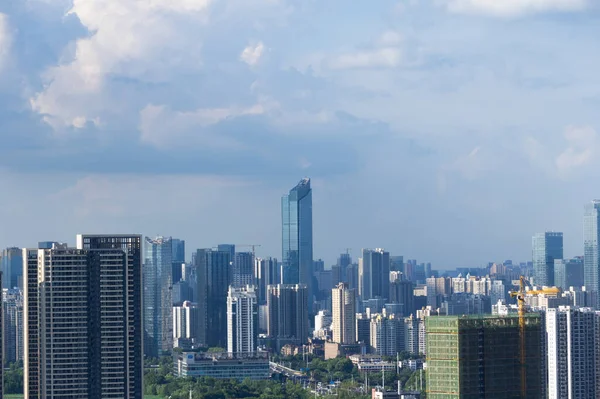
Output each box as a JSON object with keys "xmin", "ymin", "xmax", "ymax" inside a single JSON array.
[{"xmin": 509, "ymin": 276, "xmax": 560, "ymax": 398}]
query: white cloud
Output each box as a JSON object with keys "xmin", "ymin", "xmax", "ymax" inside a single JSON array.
[
  {"xmin": 446, "ymin": 0, "xmax": 588, "ymax": 17},
  {"xmin": 378, "ymin": 31, "xmax": 403, "ymax": 47},
  {"xmin": 556, "ymin": 125, "xmax": 597, "ymax": 176},
  {"xmin": 0, "ymin": 14, "xmax": 11, "ymax": 70},
  {"xmin": 327, "ymin": 48, "xmax": 402, "ymax": 70},
  {"xmin": 240, "ymin": 41, "xmax": 265, "ymax": 66},
  {"xmin": 30, "ymin": 0, "xmax": 211, "ymax": 129},
  {"xmin": 139, "ymin": 103, "xmax": 265, "ymax": 148}
]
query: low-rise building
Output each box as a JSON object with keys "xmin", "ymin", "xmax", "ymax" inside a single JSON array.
[{"xmin": 173, "ymin": 352, "xmax": 270, "ymax": 380}]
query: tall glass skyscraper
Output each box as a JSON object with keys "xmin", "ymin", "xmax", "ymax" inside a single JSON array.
[
  {"xmin": 1, "ymin": 247, "xmax": 23, "ymax": 289},
  {"xmin": 144, "ymin": 236, "xmax": 173, "ymax": 357},
  {"xmin": 281, "ymin": 178, "xmax": 313, "ymax": 304},
  {"xmin": 532, "ymin": 232, "xmax": 563, "ymax": 287},
  {"xmin": 584, "ymin": 200, "xmax": 600, "ymax": 305}
]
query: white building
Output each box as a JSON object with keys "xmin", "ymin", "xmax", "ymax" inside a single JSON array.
[
  {"xmin": 546, "ymin": 306, "xmax": 598, "ymax": 399},
  {"xmin": 332, "ymin": 283, "xmax": 356, "ymax": 344},
  {"xmin": 173, "ymin": 301, "xmax": 199, "ymax": 342},
  {"xmin": 227, "ymin": 285, "xmax": 258, "ymax": 353}
]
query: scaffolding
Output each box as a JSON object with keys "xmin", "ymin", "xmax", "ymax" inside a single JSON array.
[{"xmin": 426, "ymin": 314, "xmax": 544, "ymax": 399}]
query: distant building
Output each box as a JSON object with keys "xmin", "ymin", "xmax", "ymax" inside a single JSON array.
[
  {"xmin": 267, "ymin": 284, "xmax": 309, "ymax": 349},
  {"xmin": 532, "ymin": 232, "xmax": 563, "ymax": 287},
  {"xmin": 1, "ymin": 248, "xmax": 22, "ymax": 290},
  {"xmin": 255, "ymin": 257, "xmax": 279, "ymax": 304},
  {"xmin": 174, "ymin": 352, "xmax": 270, "ymax": 380},
  {"xmin": 173, "ymin": 301, "xmax": 199, "ymax": 344},
  {"xmin": 359, "ymin": 249, "xmax": 390, "ymax": 300},
  {"xmin": 389, "ymin": 280, "xmax": 414, "ymax": 317},
  {"xmin": 370, "ymin": 315, "xmax": 404, "ymax": 357},
  {"xmin": 195, "ymin": 248, "xmax": 231, "ymax": 348},
  {"xmin": 227, "ymin": 286, "xmax": 258, "ymax": 353},
  {"xmin": 554, "ymin": 257, "xmax": 584, "ymax": 290},
  {"xmin": 171, "ymin": 238, "xmax": 185, "ymax": 283},
  {"xmin": 356, "ymin": 313, "xmax": 371, "ymax": 345},
  {"xmin": 3, "ymin": 288, "xmax": 23, "ymax": 364},
  {"xmin": 281, "ymin": 178, "xmax": 314, "ymax": 305},
  {"xmin": 426, "ymin": 315, "xmax": 544, "ymax": 398},
  {"xmin": 331, "ymin": 283, "xmax": 356, "ymax": 344},
  {"xmin": 233, "ymin": 252, "xmax": 255, "ymax": 288},
  {"xmin": 584, "ymin": 200, "xmax": 600, "ymax": 307},
  {"xmin": 144, "ymin": 236, "xmax": 173, "ymax": 357}
]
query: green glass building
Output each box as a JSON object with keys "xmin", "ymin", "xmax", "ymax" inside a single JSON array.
[{"xmin": 426, "ymin": 314, "xmax": 544, "ymax": 399}]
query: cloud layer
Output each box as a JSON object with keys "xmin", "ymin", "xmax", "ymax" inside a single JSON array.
[{"xmin": 0, "ymin": 0, "xmax": 598, "ymax": 266}]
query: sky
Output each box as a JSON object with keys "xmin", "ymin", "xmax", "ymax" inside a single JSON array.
[{"xmin": 0, "ymin": 0, "xmax": 599, "ymax": 268}]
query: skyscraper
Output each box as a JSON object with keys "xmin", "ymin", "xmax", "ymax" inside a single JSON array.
[
  {"xmin": 267, "ymin": 284, "xmax": 308, "ymax": 349},
  {"xmin": 358, "ymin": 248, "xmax": 390, "ymax": 300},
  {"xmin": 389, "ymin": 279, "xmax": 414, "ymax": 317},
  {"xmin": 196, "ymin": 248, "xmax": 231, "ymax": 348},
  {"xmin": 171, "ymin": 238, "xmax": 185, "ymax": 284},
  {"xmin": 281, "ymin": 178, "xmax": 313, "ymax": 305},
  {"xmin": 546, "ymin": 306, "xmax": 597, "ymax": 398},
  {"xmin": 331, "ymin": 283, "xmax": 356, "ymax": 344},
  {"xmin": 233, "ymin": 252, "xmax": 255, "ymax": 287},
  {"xmin": 585, "ymin": 200, "xmax": 600, "ymax": 305},
  {"xmin": 227, "ymin": 285, "xmax": 258, "ymax": 353},
  {"xmin": 426, "ymin": 314, "xmax": 544, "ymax": 399},
  {"xmin": 144, "ymin": 236, "xmax": 173, "ymax": 357},
  {"xmin": 255, "ymin": 257, "xmax": 279, "ymax": 304},
  {"xmin": 25, "ymin": 235, "xmax": 143, "ymax": 399},
  {"xmin": 532, "ymin": 232, "xmax": 563, "ymax": 287},
  {"xmin": 1, "ymin": 247, "xmax": 22, "ymax": 289}
]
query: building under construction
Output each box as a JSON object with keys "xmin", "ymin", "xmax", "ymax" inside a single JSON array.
[{"xmin": 426, "ymin": 314, "xmax": 544, "ymax": 399}]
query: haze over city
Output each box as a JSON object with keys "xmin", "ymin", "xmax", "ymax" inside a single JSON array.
[{"xmin": 0, "ymin": 1, "xmax": 599, "ymax": 267}]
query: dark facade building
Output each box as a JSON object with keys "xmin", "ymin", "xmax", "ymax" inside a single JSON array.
[
  {"xmin": 24, "ymin": 235, "xmax": 143, "ymax": 399},
  {"xmin": 281, "ymin": 178, "xmax": 313, "ymax": 305},
  {"xmin": 532, "ymin": 232, "xmax": 563, "ymax": 287},
  {"xmin": 195, "ymin": 248, "xmax": 231, "ymax": 348},
  {"xmin": 1, "ymin": 247, "xmax": 23, "ymax": 289},
  {"xmin": 267, "ymin": 284, "xmax": 308, "ymax": 349},
  {"xmin": 171, "ymin": 238, "xmax": 185, "ymax": 283},
  {"xmin": 233, "ymin": 252, "xmax": 254, "ymax": 287},
  {"xmin": 389, "ymin": 279, "xmax": 414, "ymax": 317}
]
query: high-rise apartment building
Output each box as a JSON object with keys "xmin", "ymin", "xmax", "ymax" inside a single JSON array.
[
  {"xmin": 281, "ymin": 178, "xmax": 313, "ymax": 304},
  {"xmin": 144, "ymin": 236, "xmax": 173, "ymax": 357},
  {"xmin": 2, "ymin": 288, "xmax": 23, "ymax": 365},
  {"xmin": 546, "ymin": 306, "xmax": 597, "ymax": 399},
  {"xmin": 255, "ymin": 257, "xmax": 279, "ymax": 304},
  {"xmin": 370, "ymin": 314, "xmax": 404, "ymax": 357},
  {"xmin": 171, "ymin": 238, "xmax": 185, "ymax": 283},
  {"xmin": 173, "ymin": 301, "xmax": 199, "ymax": 343},
  {"xmin": 267, "ymin": 284, "xmax": 308, "ymax": 348},
  {"xmin": 227, "ymin": 285, "xmax": 258, "ymax": 353},
  {"xmin": 0, "ymin": 272, "xmax": 3, "ymax": 391},
  {"xmin": 533, "ymin": 232, "xmax": 563, "ymax": 287},
  {"xmin": 331, "ymin": 283, "xmax": 356, "ymax": 344},
  {"xmin": 358, "ymin": 248, "xmax": 390, "ymax": 300},
  {"xmin": 426, "ymin": 314, "xmax": 544, "ymax": 399},
  {"xmin": 233, "ymin": 252, "xmax": 255, "ymax": 287},
  {"xmin": 1, "ymin": 247, "xmax": 22, "ymax": 289},
  {"xmin": 195, "ymin": 248, "xmax": 231, "ymax": 348},
  {"xmin": 24, "ymin": 235, "xmax": 143, "ymax": 399}
]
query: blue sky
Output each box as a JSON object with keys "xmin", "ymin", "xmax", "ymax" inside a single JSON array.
[{"xmin": 0, "ymin": 0, "xmax": 599, "ymax": 268}]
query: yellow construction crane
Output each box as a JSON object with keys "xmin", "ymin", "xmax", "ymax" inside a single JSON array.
[{"xmin": 509, "ymin": 276, "xmax": 560, "ymax": 398}]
